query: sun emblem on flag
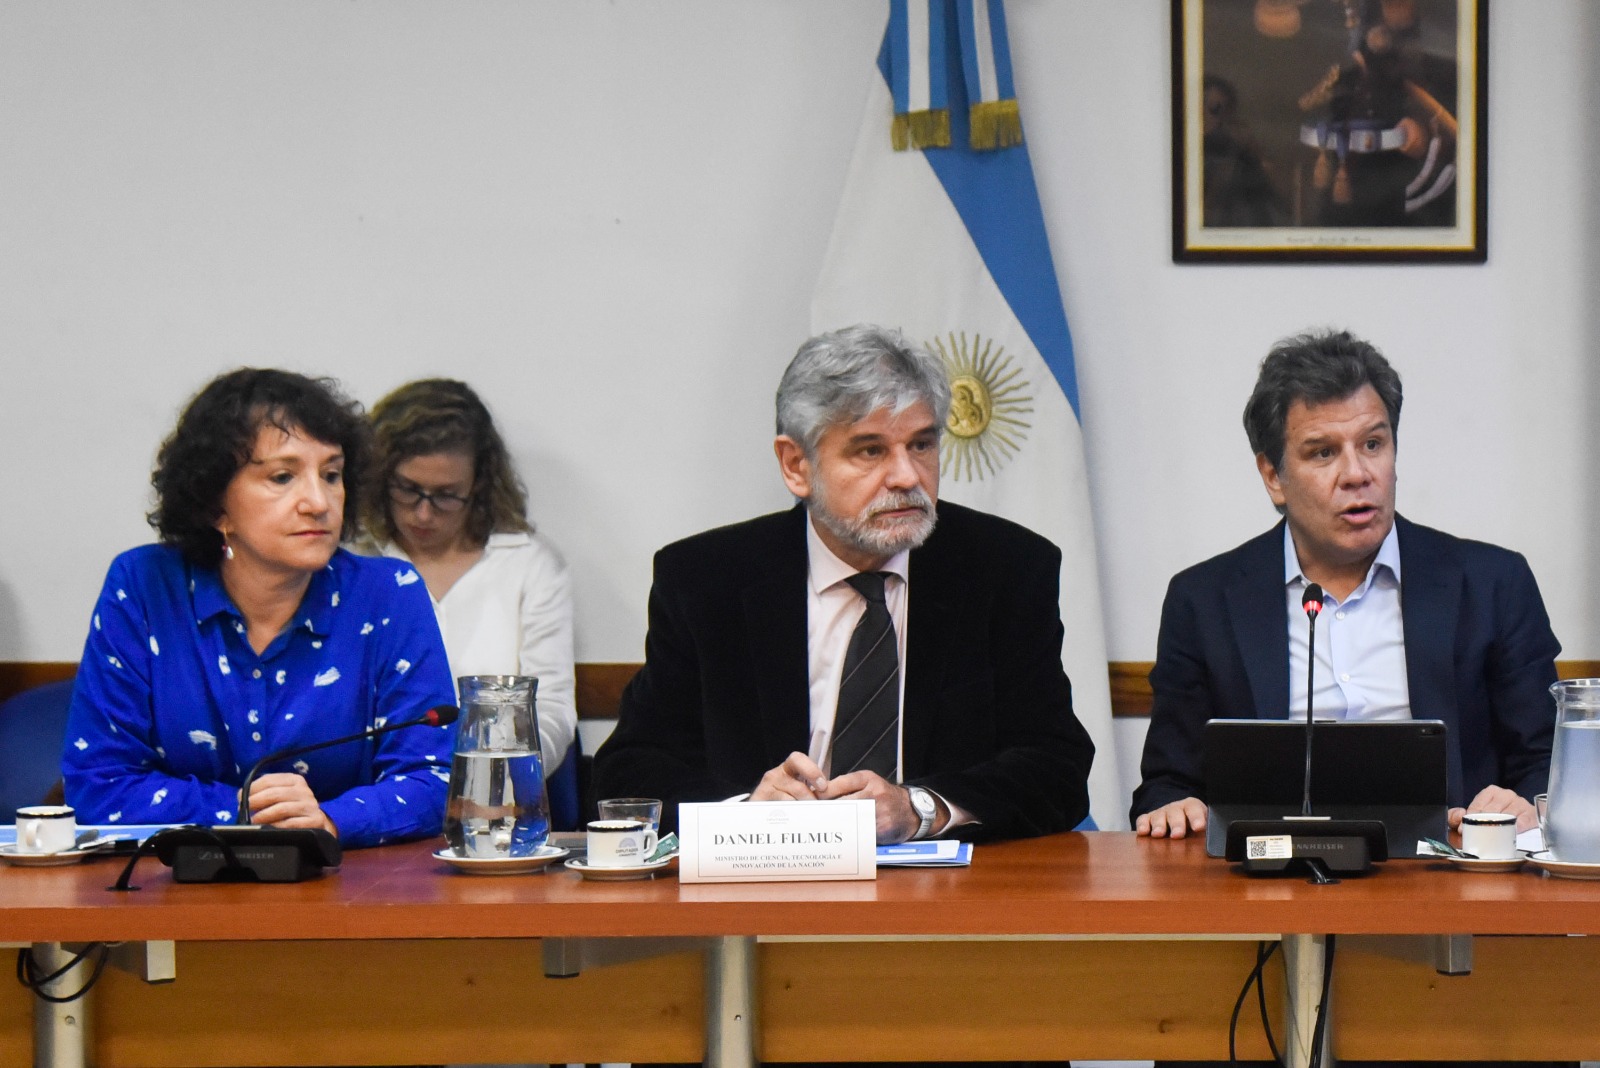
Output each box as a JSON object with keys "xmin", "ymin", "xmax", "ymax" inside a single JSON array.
[{"xmin": 929, "ymin": 332, "xmax": 1033, "ymax": 481}]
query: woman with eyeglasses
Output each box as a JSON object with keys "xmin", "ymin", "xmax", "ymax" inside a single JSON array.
[{"xmin": 362, "ymin": 379, "xmax": 576, "ymax": 775}]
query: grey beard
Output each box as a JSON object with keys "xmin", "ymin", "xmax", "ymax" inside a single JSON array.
[{"xmin": 808, "ymin": 488, "xmax": 937, "ymax": 561}]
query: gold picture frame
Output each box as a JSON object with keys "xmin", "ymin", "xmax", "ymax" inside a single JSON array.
[{"xmin": 1172, "ymin": 0, "xmax": 1488, "ymax": 263}]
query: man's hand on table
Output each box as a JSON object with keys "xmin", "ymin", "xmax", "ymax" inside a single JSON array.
[
  {"xmin": 749, "ymin": 750, "xmax": 949, "ymax": 844},
  {"xmin": 1135, "ymin": 797, "xmax": 1207, "ymax": 839},
  {"xmin": 1450, "ymin": 784, "xmax": 1537, "ymax": 833},
  {"xmin": 751, "ymin": 751, "xmax": 830, "ymax": 800}
]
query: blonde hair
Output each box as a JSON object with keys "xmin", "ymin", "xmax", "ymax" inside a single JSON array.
[{"xmin": 363, "ymin": 378, "xmax": 532, "ymax": 547}]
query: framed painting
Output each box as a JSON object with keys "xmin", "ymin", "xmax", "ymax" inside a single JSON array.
[{"xmin": 1172, "ymin": 0, "xmax": 1488, "ymax": 263}]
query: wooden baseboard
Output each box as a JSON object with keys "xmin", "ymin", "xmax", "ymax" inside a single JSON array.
[
  {"xmin": 8, "ymin": 659, "xmax": 1599, "ymax": 719},
  {"xmin": 573, "ymin": 661, "xmax": 641, "ymax": 721},
  {"xmin": 0, "ymin": 662, "xmax": 76, "ymax": 702},
  {"xmin": 1103, "ymin": 660, "xmax": 1600, "ymax": 717}
]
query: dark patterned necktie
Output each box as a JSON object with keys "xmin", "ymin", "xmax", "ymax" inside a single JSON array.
[{"xmin": 830, "ymin": 571, "xmax": 899, "ymax": 779}]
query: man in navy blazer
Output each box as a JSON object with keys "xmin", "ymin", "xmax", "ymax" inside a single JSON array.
[
  {"xmin": 1133, "ymin": 329, "xmax": 1559, "ymax": 838},
  {"xmin": 594, "ymin": 325, "xmax": 1094, "ymax": 844}
]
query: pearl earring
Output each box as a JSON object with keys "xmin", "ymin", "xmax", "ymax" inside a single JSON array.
[{"xmin": 222, "ymin": 536, "xmax": 235, "ymax": 562}]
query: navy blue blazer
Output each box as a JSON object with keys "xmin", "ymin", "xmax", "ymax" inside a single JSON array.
[
  {"xmin": 593, "ymin": 501, "xmax": 1095, "ymax": 841},
  {"xmin": 1131, "ymin": 515, "xmax": 1560, "ymax": 821}
]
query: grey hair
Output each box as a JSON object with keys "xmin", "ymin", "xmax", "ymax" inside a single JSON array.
[
  {"xmin": 1243, "ymin": 328, "xmax": 1403, "ymax": 471},
  {"xmin": 775, "ymin": 324, "xmax": 952, "ymax": 457}
]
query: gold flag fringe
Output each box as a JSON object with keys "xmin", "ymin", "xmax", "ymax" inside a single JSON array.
[
  {"xmin": 968, "ymin": 99, "xmax": 1022, "ymax": 151},
  {"xmin": 891, "ymin": 108, "xmax": 952, "ymax": 151}
]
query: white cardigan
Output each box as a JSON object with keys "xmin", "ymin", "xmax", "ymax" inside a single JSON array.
[{"xmin": 375, "ymin": 531, "xmax": 578, "ymax": 774}]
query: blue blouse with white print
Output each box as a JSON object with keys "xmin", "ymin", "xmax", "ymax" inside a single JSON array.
[{"xmin": 61, "ymin": 545, "xmax": 458, "ymax": 849}]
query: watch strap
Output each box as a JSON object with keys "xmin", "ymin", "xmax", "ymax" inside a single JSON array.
[{"xmin": 908, "ymin": 786, "xmax": 936, "ymax": 840}]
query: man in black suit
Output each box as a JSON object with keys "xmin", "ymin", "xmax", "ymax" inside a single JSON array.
[
  {"xmin": 594, "ymin": 324, "xmax": 1094, "ymax": 843},
  {"xmin": 1133, "ymin": 328, "xmax": 1560, "ymax": 839}
]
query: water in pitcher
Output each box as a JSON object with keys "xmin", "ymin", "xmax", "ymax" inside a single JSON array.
[
  {"xmin": 443, "ymin": 749, "xmax": 548, "ymax": 858},
  {"xmin": 1546, "ymin": 719, "xmax": 1600, "ymax": 862}
]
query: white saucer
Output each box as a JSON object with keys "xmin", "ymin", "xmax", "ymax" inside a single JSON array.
[
  {"xmin": 1527, "ymin": 851, "xmax": 1600, "ymax": 880},
  {"xmin": 432, "ymin": 844, "xmax": 568, "ymax": 875},
  {"xmin": 566, "ymin": 855, "xmax": 675, "ymax": 881},
  {"xmin": 1444, "ymin": 854, "xmax": 1525, "ymax": 874},
  {"xmin": 0, "ymin": 844, "xmax": 103, "ymax": 867}
]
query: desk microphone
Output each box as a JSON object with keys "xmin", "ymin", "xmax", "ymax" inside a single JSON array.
[
  {"xmin": 1232, "ymin": 585, "xmax": 1386, "ymax": 882},
  {"xmin": 1300, "ymin": 583, "xmax": 1323, "ymax": 817},
  {"xmin": 114, "ymin": 705, "xmax": 458, "ymax": 888}
]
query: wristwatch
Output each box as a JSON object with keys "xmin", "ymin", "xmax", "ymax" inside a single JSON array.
[{"xmin": 907, "ymin": 785, "xmax": 938, "ymax": 840}]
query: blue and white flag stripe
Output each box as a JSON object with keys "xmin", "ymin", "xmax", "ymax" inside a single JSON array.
[
  {"xmin": 909, "ymin": 46, "xmax": 1078, "ymax": 414},
  {"xmin": 813, "ymin": 1, "xmax": 1121, "ymax": 827},
  {"xmin": 957, "ymin": 0, "xmax": 1016, "ymax": 108},
  {"xmin": 887, "ymin": 0, "xmax": 1020, "ymax": 151},
  {"xmin": 888, "ymin": 0, "xmax": 948, "ymax": 118}
]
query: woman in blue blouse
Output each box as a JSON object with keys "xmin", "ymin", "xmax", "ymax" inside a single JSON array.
[{"xmin": 62, "ymin": 369, "xmax": 457, "ymax": 848}]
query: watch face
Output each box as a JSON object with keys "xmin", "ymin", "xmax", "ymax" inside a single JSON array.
[{"xmin": 911, "ymin": 789, "xmax": 936, "ymax": 817}]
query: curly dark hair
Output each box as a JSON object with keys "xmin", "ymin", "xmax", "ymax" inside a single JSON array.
[
  {"xmin": 362, "ymin": 378, "xmax": 531, "ymax": 548},
  {"xmin": 149, "ymin": 369, "xmax": 370, "ymax": 567},
  {"xmin": 1243, "ymin": 328, "xmax": 1402, "ymax": 471}
]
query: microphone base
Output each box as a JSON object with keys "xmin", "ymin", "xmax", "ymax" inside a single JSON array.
[
  {"xmin": 151, "ymin": 826, "xmax": 342, "ymax": 883},
  {"xmin": 1226, "ymin": 818, "xmax": 1388, "ymax": 879}
]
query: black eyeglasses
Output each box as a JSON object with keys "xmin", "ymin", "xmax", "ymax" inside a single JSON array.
[{"xmin": 388, "ymin": 481, "xmax": 469, "ymax": 514}]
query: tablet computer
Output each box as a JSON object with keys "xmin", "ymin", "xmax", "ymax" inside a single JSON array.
[{"xmin": 1202, "ymin": 718, "xmax": 1449, "ymax": 859}]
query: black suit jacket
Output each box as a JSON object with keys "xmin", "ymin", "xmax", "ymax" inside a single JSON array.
[
  {"xmin": 1131, "ymin": 515, "xmax": 1561, "ymax": 821},
  {"xmin": 593, "ymin": 501, "xmax": 1094, "ymax": 840}
]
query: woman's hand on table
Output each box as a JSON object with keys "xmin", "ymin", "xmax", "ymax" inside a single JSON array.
[{"xmin": 248, "ymin": 773, "xmax": 338, "ymax": 836}]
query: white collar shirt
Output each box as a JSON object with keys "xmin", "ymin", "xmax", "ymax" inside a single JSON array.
[
  {"xmin": 804, "ymin": 516, "xmax": 910, "ymax": 778},
  {"xmin": 374, "ymin": 531, "xmax": 577, "ymax": 772},
  {"xmin": 1284, "ymin": 522, "xmax": 1410, "ymax": 722}
]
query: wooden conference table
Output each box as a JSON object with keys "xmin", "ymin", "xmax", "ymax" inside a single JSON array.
[{"xmin": 2, "ymin": 831, "xmax": 1598, "ymax": 1067}]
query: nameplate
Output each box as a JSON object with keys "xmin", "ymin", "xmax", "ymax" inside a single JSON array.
[{"xmin": 678, "ymin": 799, "xmax": 877, "ymax": 883}]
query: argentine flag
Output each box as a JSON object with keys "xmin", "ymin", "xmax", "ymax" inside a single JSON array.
[{"xmin": 812, "ymin": 0, "xmax": 1122, "ymax": 828}]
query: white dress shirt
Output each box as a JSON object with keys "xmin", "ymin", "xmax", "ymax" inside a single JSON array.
[
  {"xmin": 1284, "ymin": 523, "xmax": 1411, "ymax": 722},
  {"xmin": 802, "ymin": 517, "xmax": 972, "ymax": 832},
  {"xmin": 803, "ymin": 517, "xmax": 910, "ymax": 776},
  {"xmin": 376, "ymin": 531, "xmax": 578, "ymax": 773}
]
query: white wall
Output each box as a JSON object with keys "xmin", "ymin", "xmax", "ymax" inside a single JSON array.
[
  {"xmin": 1026, "ymin": 0, "xmax": 1600, "ymax": 666},
  {"xmin": 3, "ymin": 3, "xmax": 1597, "ymax": 800}
]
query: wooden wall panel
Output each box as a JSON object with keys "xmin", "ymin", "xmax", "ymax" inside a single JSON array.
[{"xmin": 8, "ymin": 660, "xmax": 1600, "ymax": 718}]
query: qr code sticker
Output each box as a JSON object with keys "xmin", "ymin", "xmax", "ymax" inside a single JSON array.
[{"xmin": 1245, "ymin": 834, "xmax": 1292, "ymax": 860}]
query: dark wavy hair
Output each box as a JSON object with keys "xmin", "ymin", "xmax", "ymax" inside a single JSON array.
[
  {"xmin": 362, "ymin": 378, "xmax": 531, "ymax": 548},
  {"xmin": 149, "ymin": 369, "xmax": 370, "ymax": 567},
  {"xmin": 1243, "ymin": 328, "xmax": 1402, "ymax": 471}
]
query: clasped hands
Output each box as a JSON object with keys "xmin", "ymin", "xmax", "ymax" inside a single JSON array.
[
  {"xmin": 1135, "ymin": 784, "xmax": 1538, "ymax": 839},
  {"xmin": 750, "ymin": 751, "xmax": 946, "ymax": 844},
  {"xmin": 243, "ymin": 773, "xmax": 338, "ymax": 836}
]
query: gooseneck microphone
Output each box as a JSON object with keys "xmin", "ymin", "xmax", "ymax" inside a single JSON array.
[
  {"xmin": 235, "ymin": 704, "xmax": 459, "ymax": 825},
  {"xmin": 1300, "ymin": 584, "xmax": 1324, "ymax": 818},
  {"xmin": 112, "ymin": 704, "xmax": 459, "ymax": 889}
]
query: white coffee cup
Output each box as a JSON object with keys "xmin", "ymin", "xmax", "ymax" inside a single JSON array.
[
  {"xmin": 586, "ymin": 819, "xmax": 658, "ymax": 868},
  {"xmin": 1460, "ymin": 811, "xmax": 1518, "ymax": 861},
  {"xmin": 16, "ymin": 805, "xmax": 76, "ymax": 855}
]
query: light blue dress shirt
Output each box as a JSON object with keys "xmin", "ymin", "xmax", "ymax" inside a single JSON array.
[
  {"xmin": 1284, "ymin": 523, "xmax": 1411, "ymax": 722},
  {"xmin": 62, "ymin": 545, "xmax": 457, "ymax": 848}
]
